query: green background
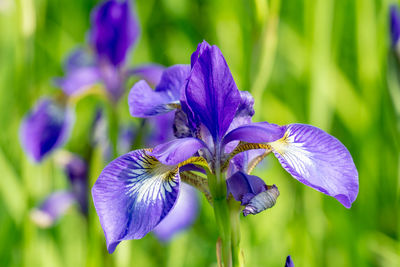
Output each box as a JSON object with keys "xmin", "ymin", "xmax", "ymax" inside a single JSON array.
[{"xmin": 0, "ymin": 0, "xmax": 399, "ymax": 266}]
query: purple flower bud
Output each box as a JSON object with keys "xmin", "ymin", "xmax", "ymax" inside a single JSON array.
[
  {"xmin": 19, "ymin": 98, "xmax": 73, "ymax": 162},
  {"xmin": 90, "ymin": 0, "xmax": 139, "ymax": 67}
]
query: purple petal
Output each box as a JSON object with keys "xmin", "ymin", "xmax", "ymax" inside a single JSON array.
[
  {"xmin": 31, "ymin": 191, "xmax": 76, "ymax": 228},
  {"xmin": 222, "ymin": 122, "xmax": 285, "ymax": 147},
  {"xmin": 190, "ymin": 40, "xmax": 211, "ymax": 68},
  {"xmin": 90, "ymin": 0, "xmax": 139, "ymax": 66},
  {"xmin": 55, "ymin": 66, "xmax": 101, "ymax": 96},
  {"xmin": 224, "ymin": 91, "xmax": 256, "ymax": 153},
  {"xmin": 226, "ymin": 171, "xmax": 279, "ymax": 216},
  {"xmin": 128, "ymin": 65, "xmax": 190, "ymax": 117},
  {"xmin": 128, "ymin": 80, "xmax": 178, "ymax": 117},
  {"xmin": 391, "ymin": 5, "xmax": 400, "ymax": 47},
  {"xmin": 149, "ymin": 138, "xmax": 207, "ymax": 165},
  {"xmin": 155, "ymin": 65, "xmax": 190, "ymax": 95},
  {"xmin": 63, "ymin": 47, "xmax": 94, "ymax": 72},
  {"xmin": 147, "ymin": 112, "xmax": 175, "ymax": 147},
  {"xmin": 98, "ymin": 63, "xmax": 124, "ymax": 101},
  {"xmin": 268, "ymin": 124, "xmax": 359, "ymax": 208},
  {"xmin": 153, "ymin": 183, "xmax": 199, "ymax": 242},
  {"xmin": 227, "ymin": 171, "xmax": 267, "ymax": 205},
  {"xmin": 185, "ymin": 44, "xmax": 241, "ymax": 140},
  {"xmin": 285, "ymin": 256, "xmax": 295, "ymax": 267},
  {"xmin": 92, "ymin": 149, "xmax": 180, "ymax": 253},
  {"xmin": 20, "ymin": 99, "xmax": 74, "ymax": 162},
  {"xmin": 127, "ymin": 64, "xmax": 165, "ymax": 86},
  {"xmin": 227, "ymin": 149, "xmax": 266, "ymax": 177}
]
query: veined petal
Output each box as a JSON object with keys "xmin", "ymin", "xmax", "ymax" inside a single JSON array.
[
  {"xmin": 149, "ymin": 137, "xmax": 207, "ymax": 165},
  {"xmin": 153, "ymin": 183, "xmax": 199, "ymax": 241},
  {"xmin": 30, "ymin": 191, "xmax": 76, "ymax": 228},
  {"xmin": 127, "ymin": 64, "xmax": 165, "ymax": 86},
  {"xmin": 226, "ymin": 171, "xmax": 279, "ymax": 216},
  {"xmin": 90, "ymin": 0, "xmax": 139, "ymax": 66},
  {"xmin": 223, "ymin": 122, "xmax": 285, "ymax": 147},
  {"xmin": 268, "ymin": 124, "xmax": 358, "ymax": 208},
  {"xmin": 155, "ymin": 64, "xmax": 190, "ymax": 95},
  {"xmin": 185, "ymin": 44, "xmax": 241, "ymax": 140},
  {"xmin": 92, "ymin": 149, "xmax": 180, "ymax": 253},
  {"xmin": 19, "ymin": 99, "xmax": 74, "ymax": 162},
  {"xmin": 128, "ymin": 80, "xmax": 175, "ymax": 117},
  {"xmin": 128, "ymin": 65, "xmax": 189, "ymax": 117},
  {"xmin": 224, "ymin": 91, "xmax": 256, "ymax": 153}
]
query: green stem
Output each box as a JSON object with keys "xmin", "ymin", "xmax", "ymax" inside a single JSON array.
[
  {"xmin": 207, "ymin": 145, "xmax": 242, "ymax": 267},
  {"xmin": 229, "ymin": 200, "xmax": 242, "ymax": 267}
]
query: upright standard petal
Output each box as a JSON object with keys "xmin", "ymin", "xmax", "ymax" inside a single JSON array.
[
  {"xmin": 90, "ymin": 0, "xmax": 139, "ymax": 66},
  {"xmin": 128, "ymin": 65, "xmax": 190, "ymax": 117},
  {"xmin": 185, "ymin": 44, "xmax": 241, "ymax": 140},
  {"xmin": 268, "ymin": 124, "xmax": 358, "ymax": 208},
  {"xmin": 92, "ymin": 149, "xmax": 180, "ymax": 253},
  {"xmin": 20, "ymin": 99, "xmax": 73, "ymax": 162},
  {"xmin": 30, "ymin": 191, "xmax": 76, "ymax": 228},
  {"xmin": 153, "ymin": 183, "xmax": 199, "ymax": 241},
  {"xmin": 150, "ymin": 137, "xmax": 207, "ymax": 165}
]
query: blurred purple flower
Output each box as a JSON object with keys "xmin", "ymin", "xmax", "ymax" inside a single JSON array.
[
  {"xmin": 19, "ymin": 98, "xmax": 74, "ymax": 162},
  {"xmin": 31, "ymin": 153, "xmax": 88, "ymax": 227},
  {"xmin": 285, "ymin": 255, "xmax": 294, "ymax": 267},
  {"xmin": 390, "ymin": 5, "xmax": 400, "ymax": 47},
  {"xmin": 55, "ymin": 0, "xmax": 164, "ymax": 102},
  {"xmin": 91, "ymin": 41, "xmax": 358, "ymax": 253}
]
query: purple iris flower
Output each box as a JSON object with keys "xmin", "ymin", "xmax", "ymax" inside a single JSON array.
[
  {"xmin": 31, "ymin": 153, "xmax": 88, "ymax": 227},
  {"xmin": 285, "ymin": 255, "xmax": 294, "ymax": 267},
  {"xmin": 55, "ymin": 0, "xmax": 164, "ymax": 102},
  {"xmin": 92, "ymin": 41, "xmax": 358, "ymax": 253},
  {"xmin": 19, "ymin": 98, "xmax": 74, "ymax": 162},
  {"xmin": 391, "ymin": 5, "xmax": 400, "ymax": 47}
]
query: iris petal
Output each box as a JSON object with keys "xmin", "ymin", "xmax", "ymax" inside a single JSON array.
[
  {"xmin": 226, "ymin": 171, "xmax": 279, "ymax": 216},
  {"xmin": 153, "ymin": 183, "xmax": 199, "ymax": 241},
  {"xmin": 128, "ymin": 65, "xmax": 190, "ymax": 117},
  {"xmin": 150, "ymin": 137, "xmax": 207, "ymax": 165},
  {"xmin": 19, "ymin": 98, "xmax": 74, "ymax": 162},
  {"xmin": 92, "ymin": 149, "xmax": 180, "ymax": 253},
  {"xmin": 185, "ymin": 45, "xmax": 241, "ymax": 140},
  {"xmin": 268, "ymin": 124, "xmax": 358, "ymax": 208},
  {"xmin": 90, "ymin": 0, "xmax": 139, "ymax": 66},
  {"xmin": 55, "ymin": 67, "xmax": 101, "ymax": 97},
  {"xmin": 222, "ymin": 122, "xmax": 285, "ymax": 147}
]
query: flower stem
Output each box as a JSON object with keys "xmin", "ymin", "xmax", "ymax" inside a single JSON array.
[{"xmin": 207, "ymin": 145, "xmax": 242, "ymax": 267}]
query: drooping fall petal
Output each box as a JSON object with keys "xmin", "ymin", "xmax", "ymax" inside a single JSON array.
[{"xmin": 92, "ymin": 149, "xmax": 180, "ymax": 253}]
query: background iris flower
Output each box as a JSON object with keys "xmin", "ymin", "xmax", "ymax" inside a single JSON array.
[{"xmin": 92, "ymin": 41, "xmax": 358, "ymax": 264}]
